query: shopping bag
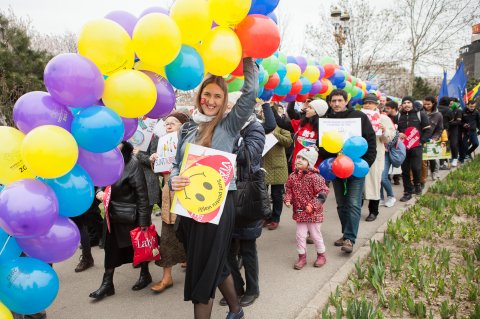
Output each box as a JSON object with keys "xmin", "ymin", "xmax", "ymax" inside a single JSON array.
[{"xmin": 130, "ymin": 224, "xmax": 161, "ymax": 267}]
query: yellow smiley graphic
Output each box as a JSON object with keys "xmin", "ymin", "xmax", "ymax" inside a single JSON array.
[{"xmin": 177, "ymin": 165, "xmax": 226, "ymax": 215}]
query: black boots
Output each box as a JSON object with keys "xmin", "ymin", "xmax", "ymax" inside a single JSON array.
[
  {"xmin": 75, "ymin": 253, "xmax": 94, "ymax": 272},
  {"xmin": 131, "ymin": 263, "xmax": 152, "ymax": 291},
  {"xmin": 89, "ymin": 272, "xmax": 115, "ymax": 299}
]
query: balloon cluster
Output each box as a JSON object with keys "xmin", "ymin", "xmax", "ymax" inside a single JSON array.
[
  {"xmin": 319, "ymin": 135, "xmax": 370, "ymax": 181},
  {"xmin": 0, "ymin": 1, "xmax": 282, "ymax": 316}
]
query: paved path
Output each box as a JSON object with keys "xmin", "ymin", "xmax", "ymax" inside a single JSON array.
[{"xmin": 48, "ymin": 171, "xmax": 444, "ymax": 319}]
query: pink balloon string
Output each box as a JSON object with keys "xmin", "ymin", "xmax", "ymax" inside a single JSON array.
[{"xmin": 0, "ymin": 235, "xmax": 11, "ymax": 257}]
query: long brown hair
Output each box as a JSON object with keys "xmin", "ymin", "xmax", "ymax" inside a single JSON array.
[{"xmin": 195, "ymin": 75, "xmax": 229, "ymax": 147}]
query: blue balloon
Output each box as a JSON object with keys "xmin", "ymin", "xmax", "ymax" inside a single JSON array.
[
  {"xmin": 330, "ymin": 70, "xmax": 346, "ymax": 86},
  {"xmin": 69, "ymin": 107, "xmax": 82, "ymax": 115},
  {"xmin": 72, "ymin": 106, "xmax": 124, "ymax": 153},
  {"xmin": 260, "ymin": 89, "xmax": 275, "ymax": 101},
  {"xmin": 0, "ymin": 184, "xmax": 3, "ymax": 192},
  {"xmin": 319, "ymin": 158, "xmax": 336, "ymax": 181},
  {"xmin": 0, "ymin": 257, "xmax": 59, "ymax": 315},
  {"xmin": 273, "ymin": 51, "xmax": 279, "ymax": 57},
  {"xmin": 248, "ymin": 0, "xmax": 280, "ymax": 15},
  {"xmin": 257, "ymin": 86, "xmax": 264, "ymax": 98},
  {"xmin": 299, "ymin": 77, "xmax": 312, "ymax": 95},
  {"xmin": 258, "ymin": 64, "xmax": 266, "ymax": 85},
  {"xmin": 336, "ymin": 81, "xmax": 347, "ymax": 89},
  {"xmin": 352, "ymin": 158, "xmax": 369, "ymax": 178},
  {"xmin": 286, "ymin": 55, "xmax": 297, "ymax": 64},
  {"xmin": 42, "ymin": 165, "xmax": 94, "ymax": 217},
  {"xmin": 276, "ymin": 63, "xmax": 287, "ymax": 81},
  {"xmin": 165, "ymin": 45, "xmax": 204, "ymax": 91},
  {"xmin": 0, "ymin": 228, "xmax": 21, "ymax": 263},
  {"xmin": 256, "ymin": 58, "xmax": 263, "ymax": 64},
  {"xmin": 366, "ymin": 81, "xmax": 373, "ymax": 91},
  {"xmin": 268, "ymin": 12, "xmax": 278, "ymax": 24},
  {"xmin": 342, "ymin": 136, "xmax": 368, "ymax": 159},
  {"xmin": 274, "ymin": 76, "xmax": 292, "ymax": 96}
]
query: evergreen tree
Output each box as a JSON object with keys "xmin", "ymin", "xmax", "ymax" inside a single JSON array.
[{"xmin": 412, "ymin": 77, "xmax": 435, "ymax": 100}]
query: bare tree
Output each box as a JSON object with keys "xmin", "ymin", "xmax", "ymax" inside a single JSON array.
[
  {"xmin": 399, "ymin": 0, "xmax": 480, "ymax": 94},
  {"xmin": 275, "ymin": 6, "xmax": 294, "ymax": 52},
  {"xmin": 302, "ymin": 14, "xmax": 337, "ymax": 61},
  {"xmin": 31, "ymin": 31, "xmax": 77, "ymax": 55}
]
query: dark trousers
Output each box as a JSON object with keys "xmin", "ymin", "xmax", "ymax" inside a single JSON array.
[
  {"xmin": 448, "ymin": 126, "xmax": 460, "ymax": 160},
  {"xmin": 460, "ymin": 130, "xmax": 479, "ymax": 161},
  {"xmin": 72, "ymin": 216, "xmax": 91, "ymax": 255},
  {"xmin": 270, "ymin": 184, "xmax": 284, "ymax": 223},
  {"xmin": 228, "ymin": 239, "xmax": 259, "ymax": 296},
  {"xmin": 369, "ymin": 200, "xmax": 380, "ymax": 215},
  {"xmin": 401, "ymin": 146, "xmax": 423, "ymax": 194}
]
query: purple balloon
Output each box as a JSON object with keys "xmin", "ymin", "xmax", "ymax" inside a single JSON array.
[
  {"xmin": 286, "ymin": 55, "xmax": 297, "ymax": 64},
  {"xmin": 211, "ymin": 21, "xmax": 219, "ymax": 29},
  {"xmin": 139, "ymin": 7, "xmax": 169, "ymax": 18},
  {"xmin": 0, "ymin": 179, "xmax": 58, "ymax": 238},
  {"xmin": 284, "ymin": 94, "xmax": 297, "ymax": 102},
  {"xmin": 122, "ymin": 117, "xmax": 139, "ymax": 140},
  {"xmin": 105, "ymin": 10, "xmax": 137, "ymax": 37},
  {"xmin": 317, "ymin": 65, "xmax": 325, "ymax": 80},
  {"xmin": 44, "ymin": 53, "xmax": 104, "ymax": 108},
  {"xmin": 143, "ymin": 71, "xmax": 176, "ymax": 119},
  {"xmin": 309, "ymin": 80, "xmax": 323, "ymax": 95},
  {"xmin": 77, "ymin": 147, "xmax": 125, "ymax": 187},
  {"xmin": 17, "ymin": 216, "xmax": 80, "ymax": 263},
  {"xmin": 13, "ymin": 91, "xmax": 73, "ymax": 134},
  {"xmin": 296, "ymin": 56, "xmax": 308, "ymax": 73}
]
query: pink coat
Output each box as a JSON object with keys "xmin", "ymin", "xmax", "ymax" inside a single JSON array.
[{"xmin": 284, "ymin": 168, "xmax": 329, "ymax": 223}]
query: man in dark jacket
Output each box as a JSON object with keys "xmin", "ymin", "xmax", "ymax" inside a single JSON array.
[
  {"xmin": 397, "ymin": 96, "xmax": 432, "ymax": 201},
  {"xmin": 449, "ymin": 98, "xmax": 463, "ymax": 167},
  {"xmin": 437, "ymin": 97, "xmax": 453, "ymax": 170},
  {"xmin": 459, "ymin": 100, "xmax": 480, "ymax": 162},
  {"xmin": 325, "ymin": 89, "xmax": 376, "ymax": 254}
]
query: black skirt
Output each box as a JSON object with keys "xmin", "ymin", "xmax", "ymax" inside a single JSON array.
[
  {"xmin": 177, "ymin": 192, "xmax": 235, "ymax": 304},
  {"xmin": 103, "ymin": 222, "xmax": 135, "ymax": 269}
]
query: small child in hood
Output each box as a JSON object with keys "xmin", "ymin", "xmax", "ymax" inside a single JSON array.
[{"xmin": 284, "ymin": 146, "xmax": 329, "ymax": 270}]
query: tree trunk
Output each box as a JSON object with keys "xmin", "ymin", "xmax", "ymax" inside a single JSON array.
[{"xmin": 408, "ymin": 49, "xmax": 417, "ymax": 96}]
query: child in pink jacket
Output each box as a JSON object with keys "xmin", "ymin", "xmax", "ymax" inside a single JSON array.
[{"xmin": 284, "ymin": 146, "xmax": 329, "ymax": 269}]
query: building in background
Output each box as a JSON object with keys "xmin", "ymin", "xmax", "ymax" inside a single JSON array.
[{"xmin": 458, "ymin": 23, "xmax": 480, "ymax": 79}]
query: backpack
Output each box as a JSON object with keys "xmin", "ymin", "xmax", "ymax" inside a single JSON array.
[{"xmin": 387, "ymin": 131, "xmax": 406, "ymax": 168}]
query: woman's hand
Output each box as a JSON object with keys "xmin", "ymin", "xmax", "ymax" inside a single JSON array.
[
  {"xmin": 171, "ymin": 175, "xmax": 191, "ymax": 191},
  {"xmin": 399, "ymin": 133, "xmax": 407, "ymax": 140},
  {"xmin": 96, "ymin": 191, "xmax": 105, "ymax": 201},
  {"xmin": 149, "ymin": 153, "xmax": 159, "ymax": 164}
]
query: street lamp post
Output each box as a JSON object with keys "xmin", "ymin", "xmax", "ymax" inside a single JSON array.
[{"xmin": 330, "ymin": 7, "xmax": 350, "ymax": 66}]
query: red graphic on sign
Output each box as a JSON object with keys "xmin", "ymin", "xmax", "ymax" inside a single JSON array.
[{"xmin": 403, "ymin": 127, "xmax": 420, "ymax": 150}]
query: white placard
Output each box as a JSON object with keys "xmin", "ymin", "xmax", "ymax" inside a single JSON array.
[
  {"xmin": 153, "ymin": 132, "xmax": 178, "ymax": 173},
  {"xmin": 128, "ymin": 117, "xmax": 158, "ymax": 152},
  {"xmin": 318, "ymin": 118, "xmax": 362, "ymax": 146},
  {"xmin": 262, "ymin": 133, "xmax": 279, "ymax": 157}
]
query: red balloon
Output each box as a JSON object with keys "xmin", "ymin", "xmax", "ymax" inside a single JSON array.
[
  {"xmin": 356, "ymin": 81, "xmax": 363, "ymax": 88},
  {"xmin": 323, "ymin": 64, "xmax": 335, "ymax": 78},
  {"xmin": 235, "ymin": 15, "xmax": 280, "ymax": 58},
  {"xmin": 272, "ymin": 94, "xmax": 286, "ymax": 102},
  {"xmin": 296, "ymin": 93, "xmax": 309, "ymax": 102},
  {"xmin": 264, "ymin": 73, "xmax": 280, "ymax": 90},
  {"xmin": 288, "ymin": 79, "xmax": 302, "ymax": 95},
  {"xmin": 332, "ymin": 155, "xmax": 354, "ymax": 179},
  {"xmin": 319, "ymin": 79, "xmax": 330, "ymax": 94},
  {"xmin": 231, "ymin": 58, "xmax": 244, "ymax": 76}
]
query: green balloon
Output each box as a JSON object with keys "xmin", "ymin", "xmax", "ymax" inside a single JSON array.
[
  {"xmin": 307, "ymin": 58, "xmax": 316, "ymax": 66},
  {"xmin": 260, "ymin": 69, "xmax": 269, "ymax": 86},
  {"xmin": 262, "ymin": 56, "xmax": 279, "ymax": 76},
  {"xmin": 350, "ymin": 76, "xmax": 357, "ymax": 86},
  {"xmin": 228, "ymin": 77, "xmax": 244, "ymax": 92},
  {"xmin": 319, "ymin": 56, "xmax": 336, "ymax": 65},
  {"xmin": 278, "ymin": 52, "xmax": 287, "ymax": 64},
  {"xmin": 344, "ymin": 81, "xmax": 353, "ymax": 95}
]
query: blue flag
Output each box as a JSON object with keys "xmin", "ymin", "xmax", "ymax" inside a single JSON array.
[
  {"xmin": 448, "ymin": 62, "xmax": 467, "ymax": 109},
  {"xmin": 438, "ymin": 71, "xmax": 448, "ymax": 101}
]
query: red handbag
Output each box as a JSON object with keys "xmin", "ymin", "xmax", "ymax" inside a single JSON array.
[{"xmin": 130, "ymin": 225, "xmax": 161, "ymax": 267}]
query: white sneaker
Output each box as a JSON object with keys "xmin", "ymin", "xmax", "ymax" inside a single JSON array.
[
  {"xmin": 379, "ymin": 199, "xmax": 385, "ymax": 206},
  {"xmin": 451, "ymin": 159, "xmax": 458, "ymax": 167},
  {"xmin": 432, "ymin": 172, "xmax": 440, "ymax": 180},
  {"xmin": 385, "ymin": 197, "xmax": 396, "ymax": 208}
]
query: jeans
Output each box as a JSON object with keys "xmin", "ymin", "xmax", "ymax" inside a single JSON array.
[
  {"xmin": 296, "ymin": 222, "xmax": 325, "ymax": 254},
  {"xmin": 401, "ymin": 146, "xmax": 423, "ymax": 194},
  {"xmin": 380, "ymin": 153, "xmax": 394, "ymax": 200},
  {"xmin": 459, "ymin": 130, "xmax": 479, "ymax": 161},
  {"xmin": 270, "ymin": 184, "xmax": 284, "ymax": 223},
  {"xmin": 332, "ymin": 177, "xmax": 365, "ymax": 244},
  {"xmin": 228, "ymin": 239, "xmax": 259, "ymax": 296}
]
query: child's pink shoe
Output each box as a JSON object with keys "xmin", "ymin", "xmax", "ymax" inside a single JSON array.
[
  {"xmin": 294, "ymin": 254, "xmax": 307, "ymax": 270},
  {"xmin": 314, "ymin": 253, "xmax": 326, "ymax": 267}
]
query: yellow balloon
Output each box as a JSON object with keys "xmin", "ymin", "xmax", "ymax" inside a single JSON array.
[
  {"xmin": 134, "ymin": 61, "xmax": 167, "ymax": 78},
  {"xmin": 209, "ymin": 0, "xmax": 251, "ymax": 27},
  {"xmin": 103, "ymin": 70, "xmax": 157, "ymax": 118},
  {"xmin": 322, "ymin": 131, "xmax": 344, "ymax": 153},
  {"xmin": 133, "ymin": 13, "xmax": 182, "ymax": 67},
  {"xmin": 286, "ymin": 63, "xmax": 301, "ymax": 83},
  {"xmin": 171, "ymin": 0, "xmax": 212, "ymax": 45},
  {"xmin": 303, "ymin": 65, "xmax": 320, "ymax": 83},
  {"xmin": 21, "ymin": 126, "xmax": 78, "ymax": 179},
  {"xmin": 200, "ymin": 27, "xmax": 242, "ymax": 76},
  {"xmin": 78, "ymin": 19, "xmax": 134, "ymax": 75},
  {"xmin": 0, "ymin": 302, "xmax": 13, "ymax": 319},
  {"xmin": 0, "ymin": 126, "xmax": 35, "ymax": 184}
]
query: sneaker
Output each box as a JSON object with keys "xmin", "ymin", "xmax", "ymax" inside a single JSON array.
[
  {"xmin": 400, "ymin": 193, "xmax": 412, "ymax": 202},
  {"xmin": 226, "ymin": 308, "xmax": 245, "ymax": 319},
  {"xmin": 385, "ymin": 197, "xmax": 396, "ymax": 208},
  {"xmin": 451, "ymin": 159, "xmax": 458, "ymax": 167},
  {"xmin": 432, "ymin": 172, "xmax": 440, "ymax": 181},
  {"xmin": 379, "ymin": 199, "xmax": 385, "ymax": 206},
  {"xmin": 465, "ymin": 155, "xmax": 472, "ymax": 162},
  {"xmin": 334, "ymin": 237, "xmax": 345, "ymax": 246},
  {"xmin": 439, "ymin": 164, "xmax": 450, "ymax": 170},
  {"xmin": 341, "ymin": 239, "xmax": 354, "ymax": 253}
]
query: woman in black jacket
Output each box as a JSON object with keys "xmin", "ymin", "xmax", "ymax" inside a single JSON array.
[{"xmin": 89, "ymin": 141, "xmax": 152, "ymax": 300}]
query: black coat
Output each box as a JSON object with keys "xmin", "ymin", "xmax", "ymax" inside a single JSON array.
[
  {"xmin": 109, "ymin": 157, "xmax": 151, "ymax": 248},
  {"xmin": 461, "ymin": 109, "xmax": 480, "ymax": 132},
  {"xmin": 397, "ymin": 109, "xmax": 432, "ymax": 145},
  {"xmin": 136, "ymin": 135, "xmax": 162, "ymax": 206},
  {"xmin": 438, "ymin": 104, "xmax": 453, "ymax": 130}
]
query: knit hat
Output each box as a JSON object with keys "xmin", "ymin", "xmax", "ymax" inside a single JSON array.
[
  {"xmin": 402, "ymin": 96, "xmax": 414, "ymax": 104},
  {"xmin": 362, "ymin": 93, "xmax": 378, "ymax": 104},
  {"xmin": 296, "ymin": 147, "xmax": 319, "ymax": 168},
  {"xmin": 167, "ymin": 111, "xmax": 190, "ymax": 124},
  {"xmin": 309, "ymin": 99, "xmax": 328, "ymax": 117}
]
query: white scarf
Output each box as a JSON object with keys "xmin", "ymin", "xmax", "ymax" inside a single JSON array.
[{"xmin": 192, "ymin": 109, "xmax": 216, "ymax": 124}]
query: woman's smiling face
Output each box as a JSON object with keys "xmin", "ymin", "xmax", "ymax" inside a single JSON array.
[{"xmin": 200, "ymin": 83, "xmax": 225, "ymax": 117}]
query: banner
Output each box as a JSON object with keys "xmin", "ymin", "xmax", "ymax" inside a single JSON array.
[
  {"xmin": 128, "ymin": 117, "xmax": 158, "ymax": 152},
  {"xmin": 153, "ymin": 132, "xmax": 178, "ymax": 173},
  {"xmin": 422, "ymin": 141, "xmax": 451, "ymax": 160},
  {"xmin": 318, "ymin": 118, "xmax": 362, "ymax": 146},
  {"xmin": 170, "ymin": 144, "xmax": 236, "ymax": 224}
]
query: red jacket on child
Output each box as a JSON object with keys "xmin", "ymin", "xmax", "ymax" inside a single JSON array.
[{"xmin": 284, "ymin": 168, "xmax": 329, "ymax": 223}]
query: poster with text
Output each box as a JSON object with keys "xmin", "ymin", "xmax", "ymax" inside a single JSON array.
[
  {"xmin": 422, "ymin": 141, "xmax": 451, "ymax": 160},
  {"xmin": 318, "ymin": 118, "xmax": 362, "ymax": 147},
  {"xmin": 403, "ymin": 127, "xmax": 420, "ymax": 150},
  {"xmin": 128, "ymin": 117, "xmax": 158, "ymax": 152},
  {"xmin": 153, "ymin": 132, "xmax": 178, "ymax": 173},
  {"xmin": 361, "ymin": 109, "xmax": 382, "ymax": 136},
  {"xmin": 170, "ymin": 144, "xmax": 236, "ymax": 224}
]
